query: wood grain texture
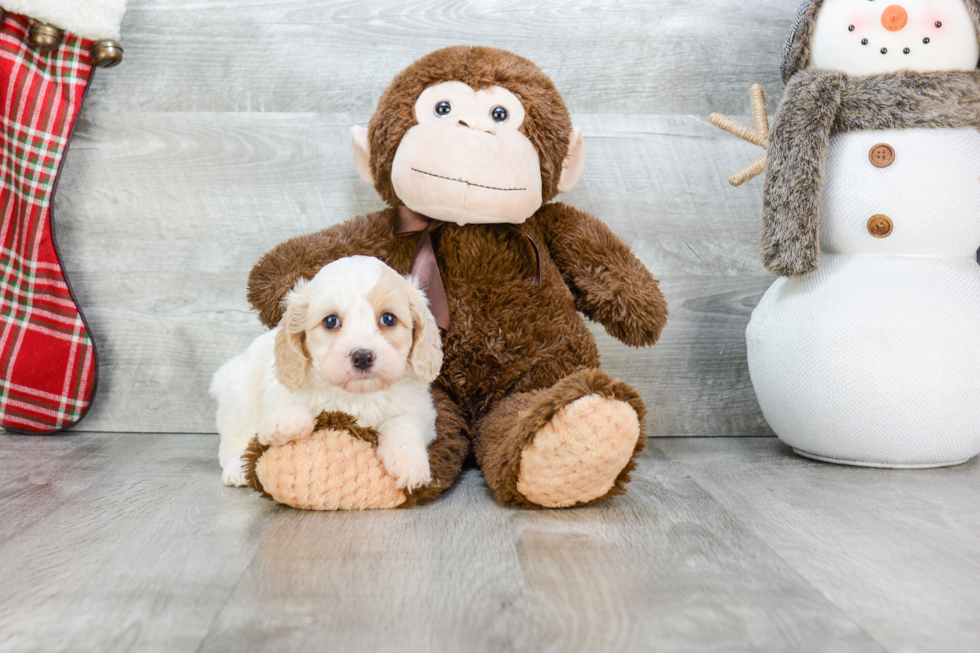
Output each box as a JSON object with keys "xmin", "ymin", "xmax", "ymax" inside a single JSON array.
[
  {"xmin": 0, "ymin": 434, "xmax": 278, "ymax": 653},
  {"xmin": 86, "ymin": 0, "xmax": 794, "ymax": 116},
  {"xmin": 660, "ymin": 438, "xmax": 980, "ymax": 653},
  {"xmin": 22, "ymin": 0, "xmax": 807, "ymax": 434},
  {"xmin": 9, "ymin": 434, "xmax": 961, "ymax": 652},
  {"xmin": 52, "ymin": 110, "xmax": 775, "ymax": 434}
]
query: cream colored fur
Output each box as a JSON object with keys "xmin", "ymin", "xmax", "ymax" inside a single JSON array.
[
  {"xmin": 210, "ymin": 256, "xmax": 442, "ymax": 490},
  {"xmin": 3, "ymin": 0, "xmax": 127, "ymax": 40}
]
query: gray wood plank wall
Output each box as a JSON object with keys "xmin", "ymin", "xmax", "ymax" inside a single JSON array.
[{"xmin": 48, "ymin": 0, "xmax": 802, "ymax": 434}]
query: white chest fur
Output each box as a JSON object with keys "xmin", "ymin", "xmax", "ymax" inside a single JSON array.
[{"xmin": 819, "ymin": 128, "xmax": 980, "ymax": 258}]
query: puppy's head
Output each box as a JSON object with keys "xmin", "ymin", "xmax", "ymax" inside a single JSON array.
[{"xmin": 274, "ymin": 256, "xmax": 443, "ymax": 393}]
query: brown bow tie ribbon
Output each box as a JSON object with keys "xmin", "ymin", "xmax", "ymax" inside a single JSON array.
[{"xmin": 394, "ymin": 205, "xmax": 541, "ymax": 330}]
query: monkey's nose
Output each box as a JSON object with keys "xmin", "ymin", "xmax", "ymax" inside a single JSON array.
[
  {"xmin": 457, "ymin": 118, "xmax": 494, "ymax": 134},
  {"xmin": 881, "ymin": 5, "xmax": 908, "ymax": 31},
  {"xmin": 351, "ymin": 349, "xmax": 375, "ymax": 370}
]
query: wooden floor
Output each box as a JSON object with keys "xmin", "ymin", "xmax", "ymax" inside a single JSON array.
[{"xmin": 1, "ymin": 435, "xmax": 977, "ymax": 653}]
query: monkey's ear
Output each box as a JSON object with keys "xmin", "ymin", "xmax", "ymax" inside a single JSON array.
[
  {"xmin": 351, "ymin": 125, "xmax": 374, "ymax": 186},
  {"xmin": 557, "ymin": 127, "xmax": 585, "ymax": 194}
]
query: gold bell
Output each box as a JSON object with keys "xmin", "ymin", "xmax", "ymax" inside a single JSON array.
[
  {"xmin": 29, "ymin": 23, "xmax": 64, "ymax": 50},
  {"xmin": 91, "ymin": 40, "xmax": 123, "ymax": 68}
]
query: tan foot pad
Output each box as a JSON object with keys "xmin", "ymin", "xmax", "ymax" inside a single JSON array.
[
  {"xmin": 516, "ymin": 395, "xmax": 640, "ymax": 508},
  {"xmin": 253, "ymin": 429, "xmax": 406, "ymax": 510}
]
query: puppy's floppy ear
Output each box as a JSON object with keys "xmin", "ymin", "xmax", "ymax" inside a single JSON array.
[
  {"xmin": 406, "ymin": 276, "xmax": 443, "ymax": 383},
  {"xmin": 274, "ymin": 279, "xmax": 311, "ymax": 392}
]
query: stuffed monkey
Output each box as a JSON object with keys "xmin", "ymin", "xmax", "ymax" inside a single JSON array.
[{"xmin": 248, "ymin": 46, "xmax": 668, "ymax": 508}]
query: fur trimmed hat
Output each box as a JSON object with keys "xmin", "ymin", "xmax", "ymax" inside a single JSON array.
[{"xmin": 780, "ymin": 0, "xmax": 980, "ymax": 82}]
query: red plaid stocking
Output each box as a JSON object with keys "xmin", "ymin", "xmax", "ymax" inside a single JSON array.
[{"xmin": 0, "ymin": 12, "xmax": 97, "ymax": 433}]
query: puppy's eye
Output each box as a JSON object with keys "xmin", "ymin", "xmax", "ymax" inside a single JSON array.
[
  {"xmin": 491, "ymin": 106, "xmax": 508, "ymax": 123},
  {"xmin": 380, "ymin": 313, "xmax": 397, "ymax": 327},
  {"xmin": 434, "ymin": 101, "xmax": 451, "ymax": 117},
  {"xmin": 323, "ymin": 315, "xmax": 340, "ymax": 329}
]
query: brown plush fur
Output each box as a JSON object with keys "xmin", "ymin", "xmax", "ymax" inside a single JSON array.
[
  {"xmin": 473, "ymin": 368, "xmax": 647, "ymax": 509},
  {"xmin": 763, "ymin": 70, "xmax": 846, "ymax": 276},
  {"xmin": 247, "ymin": 47, "xmax": 667, "ymax": 508},
  {"xmin": 401, "ymin": 386, "xmax": 469, "ymax": 508},
  {"xmin": 780, "ymin": 0, "xmax": 980, "ymax": 82},
  {"xmin": 781, "ymin": 0, "xmax": 828, "ymax": 84},
  {"xmin": 315, "ymin": 411, "xmax": 379, "ymax": 445},
  {"xmin": 243, "ymin": 436, "xmax": 273, "ymax": 499},
  {"xmin": 763, "ymin": 70, "xmax": 980, "ymax": 276},
  {"xmin": 833, "ymin": 70, "xmax": 980, "ymax": 132},
  {"xmin": 250, "ymin": 204, "xmax": 666, "ymax": 417},
  {"xmin": 368, "ymin": 46, "xmax": 573, "ymax": 208}
]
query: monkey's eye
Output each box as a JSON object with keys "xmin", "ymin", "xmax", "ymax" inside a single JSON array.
[
  {"xmin": 491, "ymin": 106, "xmax": 509, "ymax": 123},
  {"xmin": 434, "ymin": 101, "xmax": 452, "ymax": 117},
  {"xmin": 323, "ymin": 315, "xmax": 340, "ymax": 329},
  {"xmin": 380, "ymin": 313, "xmax": 397, "ymax": 327}
]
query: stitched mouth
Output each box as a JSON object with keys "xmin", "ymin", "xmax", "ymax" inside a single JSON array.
[{"xmin": 411, "ymin": 168, "xmax": 526, "ymax": 192}]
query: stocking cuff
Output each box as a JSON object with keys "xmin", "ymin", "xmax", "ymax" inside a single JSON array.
[{"xmin": 2, "ymin": 0, "xmax": 127, "ymax": 40}]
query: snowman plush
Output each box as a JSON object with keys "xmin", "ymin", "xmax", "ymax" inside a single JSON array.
[{"xmin": 735, "ymin": 0, "xmax": 980, "ymax": 467}]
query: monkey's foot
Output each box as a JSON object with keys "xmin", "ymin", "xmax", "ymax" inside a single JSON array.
[
  {"xmin": 477, "ymin": 368, "xmax": 647, "ymax": 509},
  {"xmin": 518, "ymin": 394, "xmax": 641, "ymax": 508},
  {"xmin": 245, "ymin": 422, "xmax": 406, "ymax": 510}
]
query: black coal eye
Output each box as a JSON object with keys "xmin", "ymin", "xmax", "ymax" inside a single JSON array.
[
  {"xmin": 936, "ymin": 21, "xmax": 942, "ymax": 28},
  {"xmin": 323, "ymin": 315, "xmax": 340, "ymax": 329},
  {"xmin": 491, "ymin": 106, "xmax": 508, "ymax": 123},
  {"xmin": 903, "ymin": 48, "xmax": 910, "ymax": 54},
  {"xmin": 862, "ymin": 38, "xmax": 869, "ymax": 45},
  {"xmin": 434, "ymin": 101, "xmax": 451, "ymax": 117},
  {"xmin": 848, "ymin": 25, "xmax": 855, "ymax": 31},
  {"xmin": 380, "ymin": 313, "xmax": 397, "ymax": 327},
  {"xmin": 923, "ymin": 37, "xmax": 931, "ymax": 44},
  {"xmin": 881, "ymin": 47, "xmax": 888, "ymax": 54}
]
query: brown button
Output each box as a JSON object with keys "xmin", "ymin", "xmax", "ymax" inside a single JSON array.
[
  {"xmin": 869, "ymin": 143, "xmax": 895, "ymax": 168},
  {"xmin": 868, "ymin": 215, "xmax": 894, "ymax": 238}
]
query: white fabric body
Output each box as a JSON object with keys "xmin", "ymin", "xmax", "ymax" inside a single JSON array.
[
  {"xmin": 3, "ymin": 0, "xmax": 126, "ymax": 40},
  {"xmin": 748, "ymin": 255, "xmax": 980, "ymax": 465},
  {"xmin": 820, "ymin": 128, "xmax": 980, "ymax": 256},
  {"xmin": 749, "ymin": 127, "xmax": 980, "ymax": 466}
]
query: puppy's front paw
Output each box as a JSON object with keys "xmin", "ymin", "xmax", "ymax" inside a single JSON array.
[
  {"xmin": 259, "ymin": 405, "xmax": 315, "ymax": 446},
  {"xmin": 376, "ymin": 440, "xmax": 431, "ymax": 491},
  {"xmin": 222, "ymin": 459, "xmax": 247, "ymax": 487}
]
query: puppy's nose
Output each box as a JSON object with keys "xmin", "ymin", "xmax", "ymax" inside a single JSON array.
[{"xmin": 351, "ymin": 349, "xmax": 375, "ymax": 370}]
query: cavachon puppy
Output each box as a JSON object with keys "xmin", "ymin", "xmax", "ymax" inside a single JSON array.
[{"xmin": 210, "ymin": 256, "xmax": 443, "ymax": 490}]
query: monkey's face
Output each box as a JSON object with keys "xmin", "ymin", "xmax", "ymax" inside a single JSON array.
[
  {"xmin": 388, "ymin": 81, "xmax": 543, "ymax": 225},
  {"xmin": 352, "ymin": 48, "xmax": 586, "ymax": 224}
]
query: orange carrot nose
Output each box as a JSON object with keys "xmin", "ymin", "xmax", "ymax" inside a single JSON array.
[{"xmin": 881, "ymin": 5, "xmax": 908, "ymax": 31}]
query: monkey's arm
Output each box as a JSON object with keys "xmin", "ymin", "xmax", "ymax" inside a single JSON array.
[
  {"xmin": 247, "ymin": 211, "xmax": 394, "ymax": 328},
  {"xmin": 537, "ymin": 202, "xmax": 667, "ymax": 347}
]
